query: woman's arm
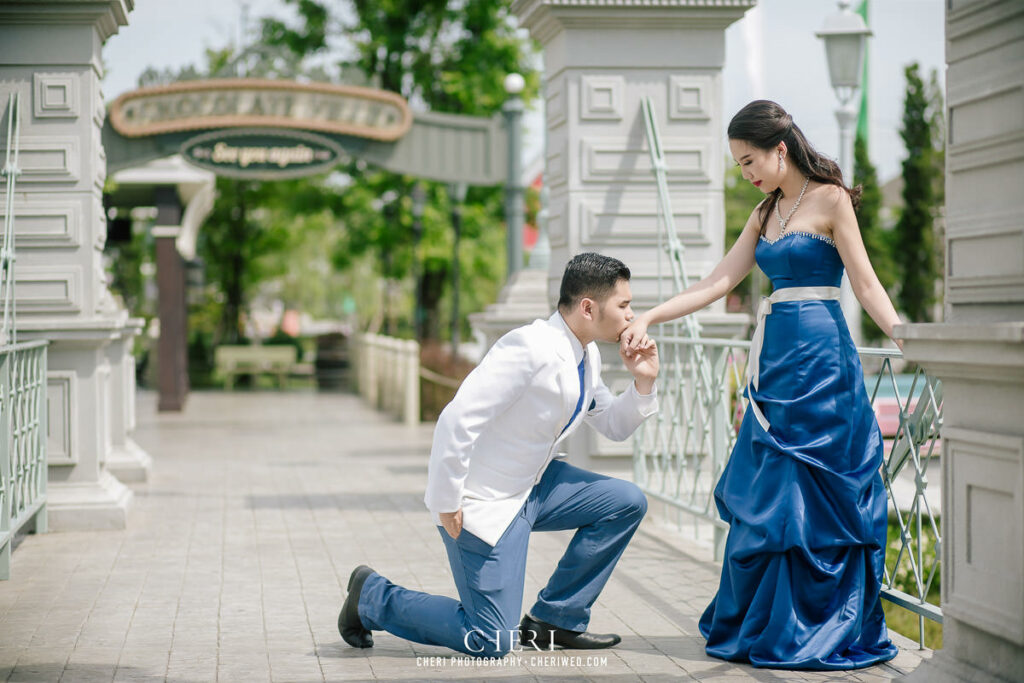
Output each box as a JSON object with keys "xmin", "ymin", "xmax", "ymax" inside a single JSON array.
[
  {"xmin": 828, "ymin": 186, "xmax": 903, "ymax": 345},
  {"xmin": 622, "ymin": 208, "xmax": 761, "ymax": 352}
]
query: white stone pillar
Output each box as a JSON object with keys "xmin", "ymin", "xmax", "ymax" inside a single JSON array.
[
  {"xmin": 902, "ymin": 2, "xmax": 1024, "ymax": 680},
  {"xmin": 0, "ymin": 1, "xmax": 137, "ymax": 530},
  {"xmin": 512, "ymin": 0, "xmax": 753, "ymax": 467},
  {"xmin": 104, "ymin": 321, "xmax": 152, "ymax": 482}
]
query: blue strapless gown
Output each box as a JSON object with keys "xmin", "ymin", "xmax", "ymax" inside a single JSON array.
[{"xmin": 697, "ymin": 231, "xmax": 898, "ymax": 670}]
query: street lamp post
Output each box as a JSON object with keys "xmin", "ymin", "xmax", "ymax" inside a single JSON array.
[
  {"xmin": 410, "ymin": 182, "xmax": 426, "ymax": 340},
  {"xmin": 817, "ymin": 0, "xmax": 871, "ymax": 347},
  {"xmin": 503, "ymin": 73, "xmax": 525, "ymax": 282}
]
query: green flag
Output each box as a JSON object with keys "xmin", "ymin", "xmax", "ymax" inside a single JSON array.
[{"xmin": 856, "ymin": 0, "xmax": 870, "ymax": 144}]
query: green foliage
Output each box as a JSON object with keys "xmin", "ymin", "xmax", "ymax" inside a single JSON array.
[
  {"xmin": 131, "ymin": 1, "xmax": 538, "ymax": 352},
  {"xmin": 854, "ymin": 135, "xmax": 895, "ymax": 343},
  {"xmin": 894, "ymin": 63, "xmax": 944, "ymax": 323},
  {"xmin": 259, "ymin": 0, "xmax": 539, "ymax": 341},
  {"xmin": 260, "ymin": 0, "xmax": 329, "ymax": 58},
  {"xmin": 928, "ymin": 68, "xmax": 947, "ymax": 279},
  {"xmin": 724, "ymin": 164, "xmax": 767, "ymax": 312},
  {"xmin": 328, "ymin": 171, "xmax": 505, "ymax": 338},
  {"xmin": 196, "ymin": 177, "xmax": 295, "ymax": 343},
  {"xmin": 105, "ymin": 222, "xmax": 151, "ymax": 317}
]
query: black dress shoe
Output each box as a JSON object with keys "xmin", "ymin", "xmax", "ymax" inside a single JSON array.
[
  {"xmin": 519, "ymin": 614, "xmax": 621, "ymax": 650},
  {"xmin": 338, "ymin": 565, "xmax": 375, "ymax": 648}
]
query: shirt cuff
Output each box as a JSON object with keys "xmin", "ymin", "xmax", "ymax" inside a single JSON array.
[{"xmin": 630, "ymin": 380, "xmax": 659, "ymax": 416}]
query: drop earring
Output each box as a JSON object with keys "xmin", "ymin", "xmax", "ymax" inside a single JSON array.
[{"xmin": 778, "ymin": 152, "xmax": 785, "ymax": 173}]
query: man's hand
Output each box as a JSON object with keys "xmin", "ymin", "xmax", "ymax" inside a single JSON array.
[
  {"xmin": 620, "ymin": 338, "xmax": 659, "ymax": 395},
  {"xmin": 439, "ymin": 509, "xmax": 463, "ymax": 539}
]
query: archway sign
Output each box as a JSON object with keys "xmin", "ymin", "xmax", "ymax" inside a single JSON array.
[{"xmin": 104, "ymin": 78, "xmax": 509, "ymax": 184}]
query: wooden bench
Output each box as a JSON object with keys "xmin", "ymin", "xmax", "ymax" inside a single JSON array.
[{"xmin": 214, "ymin": 345, "xmax": 297, "ymax": 390}]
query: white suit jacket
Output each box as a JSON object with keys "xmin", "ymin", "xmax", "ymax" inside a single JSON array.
[{"xmin": 424, "ymin": 312, "xmax": 658, "ymax": 546}]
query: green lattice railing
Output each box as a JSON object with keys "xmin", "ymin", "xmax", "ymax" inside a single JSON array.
[
  {"xmin": 0, "ymin": 341, "xmax": 48, "ymax": 578},
  {"xmin": 1, "ymin": 90, "xmax": 49, "ymax": 579},
  {"xmin": 633, "ymin": 337, "xmax": 943, "ymax": 646}
]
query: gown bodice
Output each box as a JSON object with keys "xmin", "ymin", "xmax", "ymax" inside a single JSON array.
[{"xmin": 755, "ymin": 231, "xmax": 843, "ymax": 289}]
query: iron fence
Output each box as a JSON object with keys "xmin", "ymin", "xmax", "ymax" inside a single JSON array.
[
  {"xmin": 634, "ymin": 335, "xmax": 943, "ymax": 647},
  {"xmin": 0, "ymin": 340, "xmax": 48, "ymax": 579}
]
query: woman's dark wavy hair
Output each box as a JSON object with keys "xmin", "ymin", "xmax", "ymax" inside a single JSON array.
[{"xmin": 728, "ymin": 100, "xmax": 861, "ymax": 236}]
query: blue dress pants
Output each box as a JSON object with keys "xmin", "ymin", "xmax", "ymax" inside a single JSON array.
[{"xmin": 357, "ymin": 460, "xmax": 648, "ymax": 657}]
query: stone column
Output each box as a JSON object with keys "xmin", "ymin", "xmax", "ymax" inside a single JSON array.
[
  {"xmin": 512, "ymin": 0, "xmax": 753, "ymax": 467},
  {"xmin": 154, "ymin": 230, "xmax": 188, "ymax": 411},
  {"xmin": 901, "ymin": 2, "xmax": 1024, "ymax": 680},
  {"xmin": 153, "ymin": 187, "xmax": 189, "ymax": 412},
  {"xmin": 0, "ymin": 0, "xmax": 137, "ymax": 530}
]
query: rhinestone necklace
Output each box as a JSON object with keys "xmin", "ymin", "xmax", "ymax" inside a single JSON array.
[{"xmin": 774, "ymin": 176, "xmax": 810, "ymax": 231}]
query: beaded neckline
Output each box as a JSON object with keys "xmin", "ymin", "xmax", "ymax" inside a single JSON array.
[{"xmin": 759, "ymin": 230, "xmax": 836, "ymax": 248}]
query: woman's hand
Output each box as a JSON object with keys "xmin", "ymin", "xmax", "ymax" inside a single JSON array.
[
  {"xmin": 620, "ymin": 316, "xmax": 652, "ymax": 358},
  {"xmin": 620, "ymin": 339, "xmax": 659, "ymax": 395}
]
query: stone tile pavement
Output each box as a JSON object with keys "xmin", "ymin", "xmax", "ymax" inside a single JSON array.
[{"xmin": 0, "ymin": 390, "xmax": 930, "ymax": 682}]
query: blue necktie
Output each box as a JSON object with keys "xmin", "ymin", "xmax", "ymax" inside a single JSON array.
[{"xmin": 560, "ymin": 354, "xmax": 586, "ymax": 435}]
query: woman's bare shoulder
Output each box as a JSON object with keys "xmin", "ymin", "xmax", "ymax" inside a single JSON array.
[{"xmin": 815, "ymin": 181, "xmax": 850, "ymax": 207}]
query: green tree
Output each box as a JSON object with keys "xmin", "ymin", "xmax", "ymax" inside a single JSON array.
[
  {"xmin": 853, "ymin": 135, "xmax": 894, "ymax": 342},
  {"xmin": 198, "ymin": 178, "xmax": 297, "ymax": 343},
  {"xmin": 259, "ymin": 0, "xmax": 538, "ymax": 341},
  {"xmin": 927, "ymin": 69, "xmax": 947, "ymax": 285},
  {"xmin": 894, "ymin": 63, "xmax": 942, "ymax": 323}
]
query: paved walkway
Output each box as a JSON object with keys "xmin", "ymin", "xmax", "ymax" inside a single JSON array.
[{"xmin": 0, "ymin": 390, "xmax": 929, "ymax": 682}]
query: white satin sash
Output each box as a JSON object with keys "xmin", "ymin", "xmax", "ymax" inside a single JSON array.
[{"xmin": 746, "ymin": 286, "xmax": 841, "ymax": 431}]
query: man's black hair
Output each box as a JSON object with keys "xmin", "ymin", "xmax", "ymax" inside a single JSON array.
[{"xmin": 557, "ymin": 252, "xmax": 631, "ymax": 311}]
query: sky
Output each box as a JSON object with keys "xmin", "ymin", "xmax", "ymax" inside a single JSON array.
[{"xmin": 102, "ymin": 0, "xmax": 946, "ymax": 184}]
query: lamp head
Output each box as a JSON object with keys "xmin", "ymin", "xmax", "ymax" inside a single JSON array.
[
  {"xmin": 504, "ymin": 73, "xmax": 525, "ymax": 96},
  {"xmin": 815, "ymin": 1, "xmax": 872, "ymax": 91}
]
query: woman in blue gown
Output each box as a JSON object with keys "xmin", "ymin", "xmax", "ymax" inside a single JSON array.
[{"xmin": 621, "ymin": 100, "xmax": 902, "ymax": 670}]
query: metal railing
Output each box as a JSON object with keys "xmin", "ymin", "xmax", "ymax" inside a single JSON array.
[
  {"xmin": 868, "ymin": 352, "xmax": 943, "ymax": 646},
  {"xmin": 633, "ymin": 336, "xmax": 943, "ymax": 647},
  {"xmin": 0, "ymin": 344, "xmax": 48, "ymax": 581},
  {"xmin": 1, "ymin": 90, "xmax": 49, "ymax": 580},
  {"xmin": 0, "ymin": 341, "xmax": 48, "ymax": 579}
]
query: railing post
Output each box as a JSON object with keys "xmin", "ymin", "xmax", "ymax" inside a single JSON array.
[
  {"xmin": 33, "ymin": 344, "xmax": 46, "ymax": 534},
  {"xmin": 0, "ymin": 349, "xmax": 10, "ymax": 580},
  {"xmin": 403, "ymin": 340, "xmax": 420, "ymax": 427},
  {"xmin": 709, "ymin": 345, "xmax": 729, "ymax": 562},
  {"xmin": 383, "ymin": 337, "xmax": 394, "ymax": 413},
  {"xmin": 383, "ymin": 337, "xmax": 395, "ymax": 414},
  {"xmin": 391, "ymin": 337, "xmax": 401, "ymax": 415},
  {"xmin": 365, "ymin": 334, "xmax": 378, "ymax": 408}
]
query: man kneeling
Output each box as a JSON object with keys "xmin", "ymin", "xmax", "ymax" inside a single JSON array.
[{"xmin": 338, "ymin": 253, "xmax": 659, "ymax": 657}]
